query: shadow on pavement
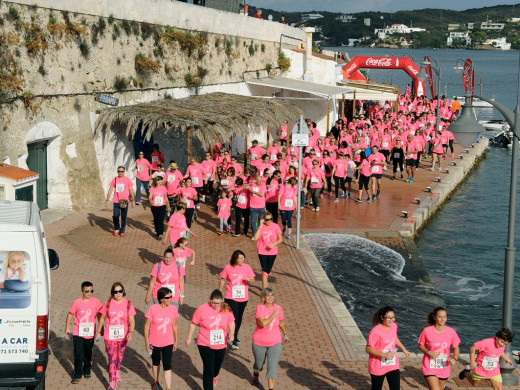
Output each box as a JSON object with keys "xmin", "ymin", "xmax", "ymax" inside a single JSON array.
[
  {"xmin": 322, "ymin": 360, "xmax": 370, "ymax": 388},
  {"xmin": 138, "ymin": 247, "xmax": 159, "ymax": 265},
  {"xmin": 279, "ymin": 361, "xmax": 338, "ymax": 389},
  {"xmin": 87, "ymin": 213, "xmax": 113, "ymax": 233},
  {"xmin": 179, "ymin": 303, "xmax": 196, "ymax": 321},
  {"xmin": 222, "ymin": 349, "xmax": 253, "ymax": 383},
  {"xmin": 173, "ymin": 349, "xmax": 202, "ymax": 389}
]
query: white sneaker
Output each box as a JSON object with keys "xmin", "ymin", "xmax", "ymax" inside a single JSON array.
[
  {"xmin": 438, "ymin": 167, "xmax": 442, "ymax": 172},
  {"xmin": 383, "ymin": 166, "xmax": 387, "ymax": 171},
  {"xmin": 430, "ymin": 167, "xmax": 435, "ymax": 171},
  {"xmin": 396, "ymin": 167, "xmax": 400, "ymax": 172}
]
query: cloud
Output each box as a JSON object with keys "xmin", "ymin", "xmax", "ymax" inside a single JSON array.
[{"xmin": 249, "ymin": 0, "xmax": 519, "ymax": 12}]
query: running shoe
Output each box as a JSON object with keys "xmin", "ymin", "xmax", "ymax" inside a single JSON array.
[
  {"xmin": 334, "ymin": 198, "xmax": 339, "ymax": 203},
  {"xmin": 458, "ymin": 369, "xmax": 468, "ymax": 380},
  {"xmin": 319, "ymin": 193, "xmax": 323, "ymax": 198},
  {"xmin": 383, "ymin": 166, "xmax": 387, "ymax": 171},
  {"xmin": 158, "ymin": 234, "xmax": 163, "ymax": 240},
  {"xmin": 451, "ymin": 153, "xmax": 454, "ymax": 157},
  {"xmin": 120, "ymin": 233, "xmax": 126, "ymax": 238},
  {"xmin": 230, "ymin": 340, "xmax": 239, "ymax": 350},
  {"xmin": 328, "ymin": 191, "xmax": 333, "ymax": 197},
  {"xmin": 340, "ymin": 191, "xmax": 346, "ymax": 197},
  {"xmin": 316, "ymin": 207, "xmax": 320, "ymax": 211},
  {"xmin": 410, "ymin": 178, "xmax": 415, "ymax": 183},
  {"xmin": 286, "ymin": 233, "xmax": 291, "ymax": 239},
  {"xmin": 108, "ymin": 382, "xmax": 117, "ymax": 390},
  {"xmin": 151, "ymin": 382, "xmax": 159, "ymax": 390},
  {"xmin": 391, "ymin": 177, "xmax": 396, "ymax": 180},
  {"xmin": 232, "ymin": 233, "xmax": 240, "ymax": 237},
  {"xmin": 405, "ymin": 178, "xmax": 410, "ymax": 183},
  {"xmin": 366, "ymin": 197, "xmax": 372, "ymax": 203},
  {"xmin": 400, "ymin": 174, "xmax": 404, "ymax": 179},
  {"xmin": 347, "ymin": 192, "xmax": 351, "ymax": 198},
  {"xmin": 113, "ymin": 230, "xmax": 119, "ymax": 236},
  {"xmin": 438, "ymin": 167, "xmax": 442, "ymax": 172},
  {"xmin": 84, "ymin": 374, "xmax": 91, "ymax": 379},
  {"xmin": 282, "ymin": 227, "xmax": 286, "ymax": 234},
  {"xmin": 135, "ymin": 201, "xmax": 140, "ymax": 205},
  {"xmin": 356, "ymin": 198, "xmax": 362, "ymax": 203},
  {"xmin": 225, "ymin": 227, "xmax": 230, "ymax": 234},
  {"xmin": 213, "ymin": 377, "xmax": 218, "ymax": 387},
  {"xmin": 376, "ymin": 190, "xmax": 380, "ymax": 198},
  {"xmin": 218, "ymin": 231, "xmax": 224, "ymax": 236},
  {"xmin": 371, "ymin": 195, "xmax": 376, "ymax": 201},
  {"xmin": 71, "ymin": 378, "xmax": 81, "ymax": 384},
  {"xmin": 430, "ymin": 167, "xmax": 435, "ymax": 171},
  {"xmin": 415, "ymin": 167, "xmax": 418, "ymax": 170},
  {"xmin": 252, "ymin": 373, "xmax": 260, "ymax": 385}
]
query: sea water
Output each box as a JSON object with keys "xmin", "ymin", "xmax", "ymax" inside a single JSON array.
[{"xmin": 313, "ymin": 47, "xmax": 520, "ymax": 350}]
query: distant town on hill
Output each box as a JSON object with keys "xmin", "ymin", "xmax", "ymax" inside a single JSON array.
[{"xmin": 250, "ymin": 3, "xmax": 520, "ymax": 50}]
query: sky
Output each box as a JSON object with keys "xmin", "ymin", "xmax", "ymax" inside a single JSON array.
[{"xmin": 248, "ymin": 0, "xmax": 520, "ymax": 13}]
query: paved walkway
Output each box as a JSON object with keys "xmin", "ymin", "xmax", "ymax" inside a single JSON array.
[{"xmin": 43, "ymin": 143, "xmax": 514, "ymax": 389}]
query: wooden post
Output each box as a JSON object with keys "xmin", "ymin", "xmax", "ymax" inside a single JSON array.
[
  {"xmin": 326, "ymin": 100, "xmax": 331, "ymax": 131},
  {"xmin": 229, "ymin": 137, "xmax": 233, "ymax": 155},
  {"xmin": 287, "ymin": 122, "xmax": 291, "ymax": 150},
  {"xmin": 266, "ymin": 126, "xmax": 270, "ymax": 149},
  {"xmin": 352, "ymin": 91, "xmax": 356, "ymax": 118},
  {"xmin": 187, "ymin": 129, "xmax": 193, "ymax": 162},
  {"xmin": 244, "ymin": 135, "xmax": 248, "ymax": 169},
  {"xmin": 340, "ymin": 95, "xmax": 345, "ymax": 119}
]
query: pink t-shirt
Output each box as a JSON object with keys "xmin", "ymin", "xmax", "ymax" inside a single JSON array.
[
  {"xmin": 217, "ymin": 197, "xmax": 232, "ymax": 219},
  {"xmin": 135, "ymin": 158, "xmax": 151, "ymax": 181},
  {"xmin": 381, "ymin": 134, "xmax": 392, "ymax": 150},
  {"xmin": 235, "ymin": 187, "xmax": 250, "ymax": 209},
  {"xmin": 249, "ymin": 183, "xmax": 267, "ymax": 209},
  {"xmin": 360, "ymin": 159, "xmax": 371, "ymax": 177},
  {"xmin": 174, "ymin": 247, "xmax": 193, "ymax": 269},
  {"xmin": 256, "ymin": 223, "xmax": 282, "ymax": 255},
  {"xmin": 201, "ymin": 159, "xmax": 217, "ymax": 181},
  {"xmin": 367, "ymin": 323, "xmax": 400, "ymax": 376},
  {"xmin": 192, "ymin": 303, "xmax": 235, "ymax": 350},
  {"xmin": 165, "ymin": 170, "xmax": 183, "ymax": 194},
  {"xmin": 186, "ymin": 164, "xmax": 205, "ymax": 188},
  {"xmin": 307, "ymin": 167, "xmax": 325, "ymax": 189},
  {"xmin": 69, "ymin": 297, "xmax": 102, "ymax": 339},
  {"xmin": 220, "ymin": 263, "xmax": 255, "ymax": 302},
  {"xmin": 333, "ymin": 159, "xmax": 348, "ymax": 178},
  {"xmin": 432, "ymin": 136, "xmax": 443, "ymax": 154},
  {"xmin": 252, "ymin": 304, "xmax": 284, "ymax": 347},
  {"xmin": 99, "ymin": 298, "xmax": 137, "ymax": 341},
  {"xmin": 179, "ymin": 187, "xmax": 197, "ymax": 209},
  {"xmin": 167, "ymin": 213, "xmax": 187, "ymax": 245},
  {"xmin": 267, "ymin": 146, "xmax": 281, "ymax": 162},
  {"xmin": 248, "ymin": 146, "xmax": 265, "ymax": 162},
  {"xmin": 368, "ymin": 152, "xmax": 385, "ymax": 175},
  {"xmin": 473, "ymin": 337, "xmax": 505, "ymax": 378},
  {"xmin": 418, "ymin": 325, "xmax": 460, "ymax": 377},
  {"xmin": 150, "ymin": 151, "xmax": 164, "ymax": 170},
  {"xmin": 110, "ymin": 176, "xmax": 133, "ymax": 203},
  {"xmin": 150, "ymin": 186, "xmax": 168, "ymax": 207},
  {"xmin": 266, "ymin": 179, "xmax": 280, "ymax": 203},
  {"xmin": 280, "ymin": 125, "xmax": 288, "ymax": 140},
  {"xmin": 151, "ymin": 260, "xmax": 186, "ymax": 301},
  {"xmin": 145, "ymin": 304, "xmax": 179, "ymax": 347},
  {"xmin": 279, "ymin": 184, "xmax": 297, "ymax": 211}
]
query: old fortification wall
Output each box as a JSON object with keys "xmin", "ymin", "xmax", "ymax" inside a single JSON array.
[{"xmin": 0, "ymin": 1, "xmax": 306, "ymax": 209}]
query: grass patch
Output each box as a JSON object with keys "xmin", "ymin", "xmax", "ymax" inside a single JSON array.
[{"xmin": 135, "ymin": 53, "xmax": 160, "ymax": 74}]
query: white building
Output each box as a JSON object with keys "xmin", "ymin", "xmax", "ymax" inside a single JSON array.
[
  {"xmin": 481, "ymin": 20, "xmax": 505, "ymax": 31},
  {"xmin": 448, "ymin": 24, "xmax": 460, "ymax": 31},
  {"xmin": 485, "ymin": 37, "xmax": 511, "ymax": 50},
  {"xmin": 301, "ymin": 13, "xmax": 324, "ymax": 21},
  {"xmin": 447, "ymin": 31, "xmax": 471, "ymax": 47},
  {"xmin": 374, "ymin": 23, "xmax": 425, "ymax": 38},
  {"xmin": 336, "ymin": 14, "xmax": 356, "ymax": 23}
]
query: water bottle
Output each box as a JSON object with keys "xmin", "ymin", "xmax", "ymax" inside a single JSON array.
[{"xmin": 148, "ymin": 344, "xmax": 153, "ymax": 356}]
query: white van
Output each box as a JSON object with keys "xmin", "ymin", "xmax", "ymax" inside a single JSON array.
[{"xmin": 0, "ymin": 200, "xmax": 59, "ymax": 389}]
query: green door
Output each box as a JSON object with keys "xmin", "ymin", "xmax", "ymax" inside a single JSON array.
[{"xmin": 26, "ymin": 141, "xmax": 48, "ymax": 210}]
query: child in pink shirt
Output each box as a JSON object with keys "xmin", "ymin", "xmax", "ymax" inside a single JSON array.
[
  {"xmin": 217, "ymin": 189, "xmax": 232, "ymax": 235},
  {"xmin": 173, "ymin": 237, "xmax": 194, "ymax": 283}
]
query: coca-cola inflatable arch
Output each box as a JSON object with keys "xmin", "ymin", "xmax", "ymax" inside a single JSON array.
[{"xmin": 342, "ymin": 56, "xmax": 426, "ymax": 96}]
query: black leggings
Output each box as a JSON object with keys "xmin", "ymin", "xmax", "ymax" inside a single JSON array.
[
  {"xmin": 370, "ymin": 369, "xmax": 400, "ymax": 390},
  {"xmin": 259, "ymin": 254, "xmax": 277, "ymax": 274},
  {"xmin": 225, "ymin": 299, "xmax": 248, "ymax": 341},
  {"xmin": 449, "ymin": 139, "xmax": 454, "ymax": 153},
  {"xmin": 334, "ymin": 176, "xmax": 346, "ymax": 198},
  {"xmin": 381, "ymin": 149, "xmax": 389, "ymax": 160},
  {"xmin": 151, "ymin": 344, "xmax": 173, "ymax": 371},
  {"xmin": 151, "ymin": 205, "xmax": 166, "ymax": 236},
  {"xmin": 185, "ymin": 208, "xmax": 195, "ymax": 229},
  {"xmin": 325, "ymin": 176, "xmax": 332, "ymax": 193},
  {"xmin": 415, "ymin": 151, "xmax": 422, "ymax": 168},
  {"xmin": 393, "ymin": 159, "xmax": 404, "ymax": 174},
  {"xmin": 198, "ymin": 345, "xmax": 226, "ymax": 390},
  {"xmin": 234, "ymin": 207, "xmax": 250, "ymax": 235}
]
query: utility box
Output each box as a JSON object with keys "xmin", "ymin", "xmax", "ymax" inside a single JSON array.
[{"xmin": 0, "ymin": 163, "xmax": 39, "ymax": 202}]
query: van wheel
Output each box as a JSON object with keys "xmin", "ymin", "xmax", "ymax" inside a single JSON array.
[{"xmin": 27, "ymin": 376, "xmax": 45, "ymax": 390}]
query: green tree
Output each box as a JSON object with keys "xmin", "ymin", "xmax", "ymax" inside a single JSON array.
[{"xmin": 470, "ymin": 30, "xmax": 487, "ymax": 44}]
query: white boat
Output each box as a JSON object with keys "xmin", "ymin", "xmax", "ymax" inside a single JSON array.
[
  {"xmin": 478, "ymin": 119, "xmax": 510, "ymax": 133},
  {"xmin": 455, "ymin": 96, "xmax": 494, "ymax": 108}
]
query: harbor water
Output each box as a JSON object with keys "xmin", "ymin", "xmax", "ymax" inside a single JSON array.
[{"xmin": 313, "ymin": 47, "xmax": 520, "ymax": 350}]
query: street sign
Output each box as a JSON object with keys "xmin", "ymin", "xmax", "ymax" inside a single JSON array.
[{"xmin": 292, "ymin": 133, "xmax": 309, "ymax": 147}]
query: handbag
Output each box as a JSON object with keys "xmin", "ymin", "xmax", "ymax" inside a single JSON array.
[{"xmin": 115, "ymin": 177, "xmax": 128, "ymax": 208}]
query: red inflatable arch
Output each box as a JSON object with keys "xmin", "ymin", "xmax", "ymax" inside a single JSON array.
[{"xmin": 342, "ymin": 56, "xmax": 426, "ymax": 96}]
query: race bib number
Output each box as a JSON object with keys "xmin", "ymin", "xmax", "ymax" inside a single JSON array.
[
  {"xmin": 381, "ymin": 350, "xmax": 396, "ymax": 366},
  {"xmin": 152, "ymin": 156, "xmax": 159, "ymax": 163},
  {"xmin": 192, "ymin": 177, "xmax": 199, "ymax": 185},
  {"xmin": 281, "ymin": 131, "xmax": 287, "ymax": 137},
  {"xmin": 270, "ymin": 154, "xmax": 277, "ymax": 161},
  {"xmin": 210, "ymin": 329, "xmax": 225, "ymax": 346},
  {"xmin": 137, "ymin": 165, "xmax": 143, "ymax": 172},
  {"xmin": 253, "ymin": 187, "xmax": 259, "ymax": 194},
  {"xmin": 162, "ymin": 284, "xmax": 175, "ymax": 296},
  {"xmin": 311, "ymin": 177, "xmax": 319, "ymax": 184},
  {"xmin": 180, "ymin": 231, "xmax": 187, "ymax": 238},
  {"xmin": 116, "ymin": 183, "xmax": 125, "ymax": 193},
  {"xmin": 238, "ymin": 195, "xmax": 246, "ymax": 204},
  {"xmin": 429, "ymin": 353, "xmax": 447, "ymax": 369},
  {"xmin": 251, "ymin": 153, "xmax": 257, "ymax": 160},
  {"xmin": 183, "ymin": 198, "xmax": 189, "ymax": 205},
  {"xmin": 315, "ymin": 152, "xmax": 321, "ymax": 158},
  {"xmin": 206, "ymin": 174, "xmax": 211, "ymax": 180},
  {"xmin": 393, "ymin": 153, "xmax": 400, "ymax": 159},
  {"xmin": 382, "ymin": 142, "xmax": 389, "ymax": 148},
  {"xmin": 109, "ymin": 325, "xmax": 125, "ymax": 340},
  {"xmin": 371, "ymin": 166, "xmax": 378, "ymax": 173},
  {"xmin": 154, "ymin": 196, "xmax": 164, "ymax": 206},
  {"xmin": 176, "ymin": 258, "xmax": 186, "ymax": 267},
  {"xmin": 355, "ymin": 150, "xmax": 361, "ymax": 155},
  {"xmin": 232, "ymin": 285, "xmax": 246, "ymax": 299},
  {"xmin": 284, "ymin": 199, "xmax": 294, "ymax": 208},
  {"xmin": 79, "ymin": 322, "xmax": 94, "ymax": 337},
  {"xmin": 406, "ymin": 153, "xmax": 413, "ymax": 159},
  {"xmin": 221, "ymin": 179, "xmax": 229, "ymax": 186},
  {"xmin": 167, "ymin": 175, "xmax": 175, "ymax": 183},
  {"xmin": 482, "ymin": 356, "xmax": 499, "ymax": 371}
]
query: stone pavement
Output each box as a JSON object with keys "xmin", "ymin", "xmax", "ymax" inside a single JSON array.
[{"xmin": 42, "ymin": 143, "xmax": 513, "ymax": 389}]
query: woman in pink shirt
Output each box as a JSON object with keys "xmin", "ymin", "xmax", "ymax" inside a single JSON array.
[
  {"xmin": 144, "ymin": 287, "xmax": 179, "ymax": 390},
  {"xmin": 219, "ymin": 250, "xmax": 255, "ymax": 351},
  {"xmin": 267, "ymin": 140, "xmax": 282, "ymax": 163},
  {"xmin": 332, "ymin": 152, "xmax": 348, "ymax": 201},
  {"xmin": 179, "ymin": 178, "xmax": 198, "ymax": 230},
  {"xmin": 251, "ymin": 288, "xmax": 288, "ymax": 389},
  {"xmin": 265, "ymin": 170, "xmax": 282, "ymax": 224},
  {"xmin": 184, "ymin": 158, "xmax": 204, "ymax": 208},
  {"xmin": 354, "ymin": 151, "xmax": 372, "ymax": 203},
  {"xmin": 173, "ymin": 237, "xmax": 195, "ymax": 282},
  {"xmin": 202, "ymin": 152, "xmax": 217, "ymax": 197},
  {"xmin": 458, "ymin": 328, "xmax": 515, "ymax": 389},
  {"xmin": 148, "ymin": 176, "xmax": 170, "ymax": 239},
  {"xmin": 145, "ymin": 246, "xmax": 185, "ymax": 308},
  {"xmin": 248, "ymin": 175, "xmax": 267, "ymax": 236},
  {"xmin": 304, "ymin": 159, "xmax": 326, "ymax": 212},
  {"xmin": 233, "ymin": 177, "xmax": 250, "ymax": 237},
  {"xmin": 185, "ymin": 289, "xmax": 235, "ymax": 390},
  {"xmin": 163, "ymin": 202, "xmax": 195, "ymax": 245},
  {"xmin": 430, "ymin": 130, "xmax": 444, "ymax": 172},
  {"xmin": 418, "ymin": 307, "xmax": 460, "ymax": 390},
  {"xmin": 279, "ymin": 121, "xmax": 289, "ymax": 146},
  {"xmin": 366, "ymin": 306, "xmax": 410, "ymax": 390},
  {"xmin": 132, "ymin": 151, "xmax": 151, "ymax": 205},
  {"xmin": 254, "ymin": 211, "xmax": 283, "ymax": 289},
  {"xmin": 278, "ymin": 177, "xmax": 297, "ymax": 239},
  {"xmin": 97, "ymin": 283, "xmax": 136, "ymax": 390}
]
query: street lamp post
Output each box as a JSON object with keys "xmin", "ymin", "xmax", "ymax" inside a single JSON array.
[
  {"xmin": 416, "ymin": 58, "xmax": 442, "ymax": 132},
  {"xmin": 448, "ymin": 57, "xmax": 520, "ymax": 387}
]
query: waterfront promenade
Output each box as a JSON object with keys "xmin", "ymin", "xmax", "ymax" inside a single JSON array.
[{"xmin": 43, "ymin": 137, "xmax": 515, "ymax": 389}]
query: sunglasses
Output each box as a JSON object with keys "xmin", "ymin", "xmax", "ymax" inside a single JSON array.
[
  {"xmin": 83, "ymin": 289, "xmax": 94, "ymax": 293},
  {"xmin": 265, "ymin": 218, "xmax": 273, "ymax": 221},
  {"xmin": 113, "ymin": 289, "xmax": 124, "ymax": 294},
  {"xmin": 118, "ymin": 170, "xmax": 124, "ymax": 173},
  {"xmin": 139, "ymin": 153, "xmax": 144, "ymax": 155},
  {"xmin": 163, "ymin": 295, "xmax": 172, "ymax": 300}
]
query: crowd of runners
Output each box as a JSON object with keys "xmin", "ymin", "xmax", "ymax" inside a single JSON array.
[{"xmin": 62, "ymin": 92, "xmax": 507, "ymax": 390}]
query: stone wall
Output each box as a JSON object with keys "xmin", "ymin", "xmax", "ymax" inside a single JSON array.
[{"xmin": 0, "ymin": 1, "xmax": 306, "ymax": 209}]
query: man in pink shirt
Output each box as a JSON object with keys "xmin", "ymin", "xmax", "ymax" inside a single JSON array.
[
  {"xmin": 368, "ymin": 146, "xmax": 386, "ymax": 200},
  {"xmin": 105, "ymin": 166, "xmax": 135, "ymax": 237},
  {"xmin": 165, "ymin": 162, "xmax": 183, "ymax": 207},
  {"xmin": 248, "ymin": 140, "xmax": 265, "ymax": 168}
]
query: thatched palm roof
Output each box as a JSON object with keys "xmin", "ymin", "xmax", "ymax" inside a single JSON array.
[{"xmin": 95, "ymin": 92, "xmax": 303, "ymax": 146}]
